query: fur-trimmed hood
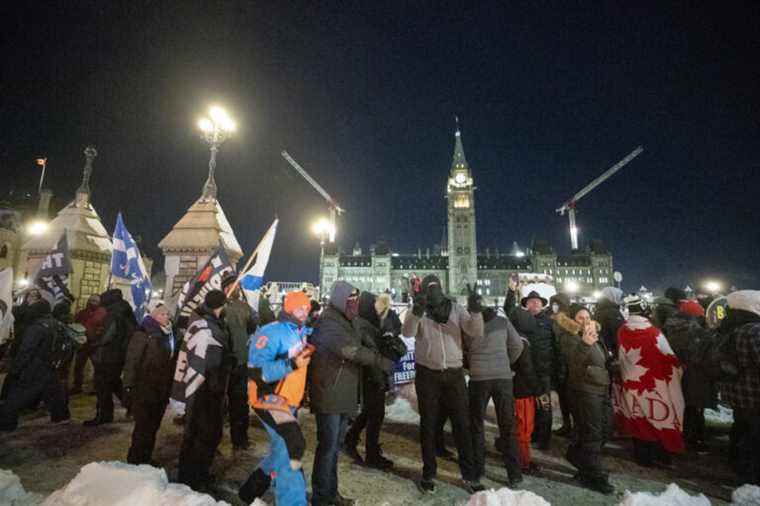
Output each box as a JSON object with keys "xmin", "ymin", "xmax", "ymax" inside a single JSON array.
[{"xmin": 552, "ymin": 312, "xmax": 582, "ymax": 335}]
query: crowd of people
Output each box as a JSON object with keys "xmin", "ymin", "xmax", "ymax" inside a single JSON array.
[{"xmin": 1, "ymin": 275, "xmax": 759, "ymax": 505}]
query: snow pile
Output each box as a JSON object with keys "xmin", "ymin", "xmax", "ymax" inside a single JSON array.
[
  {"xmin": 733, "ymin": 484, "xmax": 760, "ymax": 505},
  {"xmin": 465, "ymin": 487, "xmax": 550, "ymax": 506},
  {"xmin": 619, "ymin": 483, "xmax": 710, "ymax": 506},
  {"xmin": 705, "ymin": 404, "xmax": 734, "ymax": 426},
  {"xmin": 386, "ymin": 395, "xmax": 421, "ymax": 424},
  {"xmin": 42, "ymin": 461, "xmax": 230, "ymax": 505},
  {"xmin": 0, "ymin": 469, "xmax": 42, "ymax": 505}
]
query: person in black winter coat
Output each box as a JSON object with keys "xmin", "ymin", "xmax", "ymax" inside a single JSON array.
[
  {"xmin": 85, "ymin": 288, "xmax": 137, "ymax": 426},
  {"xmin": 123, "ymin": 304, "xmax": 176, "ymax": 465},
  {"xmin": 0, "ymin": 300, "xmax": 70, "ymax": 431},
  {"xmin": 308, "ymin": 281, "xmax": 395, "ymax": 506},
  {"xmin": 344, "ymin": 292, "xmax": 406, "ymax": 470},
  {"xmin": 177, "ymin": 290, "xmax": 236, "ymax": 491},
  {"xmin": 504, "ymin": 288, "xmax": 555, "ymax": 451},
  {"xmin": 1, "ymin": 289, "xmax": 43, "ymax": 402}
]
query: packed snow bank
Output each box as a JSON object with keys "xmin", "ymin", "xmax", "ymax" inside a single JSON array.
[
  {"xmin": 733, "ymin": 484, "xmax": 760, "ymax": 505},
  {"xmin": 465, "ymin": 487, "xmax": 551, "ymax": 506},
  {"xmin": 42, "ymin": 461, "xmax": 230, "ymax": 506},
  {"xmin": 705, "ymin": 404, "xmax": 734, "ymax": 426},
  {"xmin": 619, "ymin": 483, "xmax": 710, "ymax": 506},
  {"xmin": 0, "ymin": 469, "xmax": 41, "ymax": 505}
]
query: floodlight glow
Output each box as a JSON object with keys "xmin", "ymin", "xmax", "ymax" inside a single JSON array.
[
  {"xmin": 27, "ymin": 220, "xmax": 48, "ymax": 236},
  {"xmin": 703, "ymin": 280, "xmax": 722, "ymax": 294},
  {"xmin": 592, "ymin": 290, "xmax": 601, "ymax": 299},
  {"xmin": 565, "ymin": 280, "xmax": 579, "ymax": 294},
  {"xmin": 198, "ymin": 118, "xmax": 214, "ymax": 132},
  {"xmin": 18, "ymin": 278, "xmax": 29, "ymax": 288}
]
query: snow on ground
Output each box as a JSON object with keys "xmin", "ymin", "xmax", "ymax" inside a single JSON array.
[
  {"xmin": 465, "ymin": 487, "xmax": 551, "ymax": 506},
  {"xmin": 732, "ymin": 484, "xmax": 760, "ymax": 505},
  {"xmin": 705, "ymin": 405, "xmax": 734, "ymax": 427},
  {"xmin": 41, "ymin": 461, "xmax": 230, "ymax": 506},
  {"xmin": 619, "ymin": 483, "xmax": 711, "ymax": 506},
  {"xmin": 0, "ymin": 469, "xmax": 42, "ymax": 505}
]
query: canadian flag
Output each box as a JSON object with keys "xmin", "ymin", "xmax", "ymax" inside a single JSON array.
[{"xmin": 612, "ymin": 315, "xmax": 685, "ymax": 453}]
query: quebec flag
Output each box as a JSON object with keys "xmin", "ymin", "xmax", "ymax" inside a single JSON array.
[
  {"xmin": 239, "ymin": 219, "xmax": 278, "ymax": 311},
  {"xmin": 112, "ymin": 213, "xmax": 152, "ymax": 322}
]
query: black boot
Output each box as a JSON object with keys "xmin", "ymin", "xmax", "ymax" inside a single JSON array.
[{"xmin": 238, "ymin": 468, "xmax": 271, "ymax": 503}]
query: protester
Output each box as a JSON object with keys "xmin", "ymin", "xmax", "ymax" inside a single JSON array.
[
  {"xmin": 403, "ymin": 275, "xmax": 485, "ymax": 494},
  {"xmin": 595, "ymin": 287, "xmax": 625, "ymax": 352},
  {"xmin": 52, "ymin": 297, "xmax": 75, "ymax": 399},
  {"xmin": 222, "ymin": 275, "xmax": 259, "ymax": 451},
  {"xmin": 85, "ymin": 289, "xmax": 136, "ymax": 426},
  {"xmin": 615, "ymin": 295, "xmax": 685, "ymax": 467},
  {"xmin": 510, "ymin": 333, "xmax": 542, "ymax": 474},
  {"xmin": 504, "ymin": 285, "xmax": 555, "ymax": 451},
  {"xmin": 239, "ymin": 291, "xmax": 314, "ymax": 505},
  {"xmin": 344, "ymin": 291, "xmax": 406, "ymax": 469},
  {"xmin": 718, "ymin": 290, "xmax": 760, "ymax": 485},
  {"xmin": 560, "ymin": 304, "xmax": 615, "ymax": 495},
  {"xmin": 123, "ymin": 303, "xmax": 175, "ymax": 465},
  {"xmin": 71, "ymin": 294, "xmax": 100, "ymax": 395},
  {"xmin": 467, "ymin": 304, "xmax": 524, "ymax": 486},
  {"xmin": 309, "ymin": 281, "xmax": 395, "ymax": 505},
  {"xmin": 176, "ymin": 289, "xmax": 235, "ymax": 491},
  {"xmin": 0, "ymin": 299, "xmax": 70, "ymax": 431},
  {"xmin": 659, "ymin": 289, "xmax": 715, "ymax": 452},
  {"xmin": 549, "ymin": 292, "xmax": 573, "ymax": 437}
]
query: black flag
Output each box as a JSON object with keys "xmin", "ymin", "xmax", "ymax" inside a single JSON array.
[
  {"xmin": 175, "ymin": 242, "xmax": 235, "ymax": 327},
  {"xmin": 35, "ymin": 233, "xmax": 74, "ymax": 303}
]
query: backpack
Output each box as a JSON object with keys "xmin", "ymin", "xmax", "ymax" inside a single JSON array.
[{"xmin": 692, "ymin": 327, "xmax": 740, "ymax": 382}]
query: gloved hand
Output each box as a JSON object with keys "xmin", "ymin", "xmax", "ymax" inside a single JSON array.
[
  {"xmin": 466, "ymin": 284, "xmax": 483, "ymax": 313},
  {"xmin": 123, "ymin": 387, "xmax": 133, "ymax": 411},
  {"xmin": 381, "ymin": 334, "xmax": 408, "ymax": 361},
  {"xmin": 412, "ymin": 292, "xmax": 427, "ymax": 317}
]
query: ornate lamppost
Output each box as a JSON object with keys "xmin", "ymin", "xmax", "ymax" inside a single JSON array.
[{"xmin": 198, "ymin": 106, "xmax": 236, "ymax": 200}]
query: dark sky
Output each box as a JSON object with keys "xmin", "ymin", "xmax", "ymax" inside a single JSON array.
[{"xmin": 3, "ymin": 2, "xmax": 759, "ymax": 293}]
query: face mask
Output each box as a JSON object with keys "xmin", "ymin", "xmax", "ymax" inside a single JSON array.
[
  {"xmin": 426, "ymin": 285, "xmax": 446, "ymax": 307},
  {"xmin": 621, "ymin": 307, "xmax": 630, "ymax": 320},
  {"xmin": 344, "ymin": 298, "xmax": 359, "ymax": 320},
  {"xmin": 551, "ymin": 303, "xmax": 560, "ymax": 314}
]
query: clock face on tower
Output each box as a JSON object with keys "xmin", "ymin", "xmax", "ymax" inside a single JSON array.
[{"xmin": 454, "ymin": 172, "xmax": 467, "ymax": 185}]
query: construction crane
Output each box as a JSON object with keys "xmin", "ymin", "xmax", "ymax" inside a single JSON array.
[
  {"xmin": 281, "ymin": 150, "xmax": 345, "ymax": 243},
  {"xmin": 556, "ymin": 146, "xmax": 644, "ymax": 250}
]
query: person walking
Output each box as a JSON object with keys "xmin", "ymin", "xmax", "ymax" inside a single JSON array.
[
  {"xmin": 239, "ymin": 291, "xmax": 314, "ymax": 505},
  {"xmin": 71, "ymin": 294, "xmax": 100, "ymax": 394}
]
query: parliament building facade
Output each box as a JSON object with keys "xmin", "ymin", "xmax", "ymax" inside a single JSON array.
[{"xmin": 319, "ymin": 126, "xmax": 615, "ymax": 302}]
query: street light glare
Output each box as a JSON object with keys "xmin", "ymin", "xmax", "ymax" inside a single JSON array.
[
  {"xmin": 703, "ymin": 280, "xmax": 722, "ymax": 294},
  {"xmin": 565, "ymin": 280, "xmax": 579, "ymax": 294},
  {"xmin": 209, "ymin": 105, "xmax": 229, "ymax": 124},
  {"xmin": 198, "ymin": 118, "xmax": 214, "ymax": 133},
  {"xmin": 311, "ymin": 218, "xmax": 335, "ymax": 238},
  {"xmin": 27, "ymin": 220, "xmax": 48, "ymax": 236}
]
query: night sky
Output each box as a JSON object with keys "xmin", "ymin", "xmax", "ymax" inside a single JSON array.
[{"xmin": 3, "ymin": 2, "xmax": 759, "ymax": 293}]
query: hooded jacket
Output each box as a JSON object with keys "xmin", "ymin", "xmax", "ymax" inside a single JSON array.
[
  {"xmin": 595, "ymin": 298, "xmax": 624, "ymax": 352},
  {"xmin": 123, "ymin": 315, "xmax": 176, "ymax": 403},
  {"xmin": 91, "ymin": 289, "xmax": 138, "ymax": 365},
  {"xmin": 224, "ymin": 297, "xmax": 259, "ymax": 367},
  {"xmin": 308, "ymin": 281, "xmax": 393, "ymax": 414},
  {"xmin": 9, "ymin": 301, "xmax": 58, "ymax": 384},
  {"xmin": 402, "ymin": 298, "xmax": 483, "ymax": 371},
  {"xmin": 467, "ymin": 310, "xmax": 524, "ymax": 382},
  {"xmin": 555, "ymin": 313, "xmax": 610, "ymax": 395},
  {"xmin": 508, "ymin": 306, "xmax": 555, "ymax": 386}
]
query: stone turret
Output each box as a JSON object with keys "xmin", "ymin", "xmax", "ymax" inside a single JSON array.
[
  {"xmin": 158, "ymin": 174, "xmax": 243, "ymax": 307},
  {"xmin": 21, "ymin": 146, "xmax": 112, "ymax": 310}
]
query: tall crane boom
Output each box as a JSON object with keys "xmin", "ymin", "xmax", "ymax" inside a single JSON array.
[
  {"xmin": 556, "ymin": 146, "xmax": 644, "ymax": 250},
  {"xmin": 281, "ymin": 150, "xmax": 345, "ymax": 243}
]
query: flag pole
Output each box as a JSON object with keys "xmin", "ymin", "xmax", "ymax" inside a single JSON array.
[{"xmin": 37, "ymin": 158, "xmax": 47, "ymax": 194}]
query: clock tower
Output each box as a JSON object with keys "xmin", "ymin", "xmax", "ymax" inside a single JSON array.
[{"xmin": 446, "ymin": 122, "xmax": 478, "ymax": 296}]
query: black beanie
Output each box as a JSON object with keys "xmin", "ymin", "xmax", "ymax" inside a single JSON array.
[
  {"xmin": 664, "ymin": 287, "xmax": 686, "ymax": 304},
  {"xmin": 205, "ymin": 289, "xmax": 227, "ymax": 310}
]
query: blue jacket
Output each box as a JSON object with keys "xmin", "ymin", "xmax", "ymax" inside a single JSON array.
[{"xmin": 248, "ymin": 315, "xmax": 311, "ymax": 411}]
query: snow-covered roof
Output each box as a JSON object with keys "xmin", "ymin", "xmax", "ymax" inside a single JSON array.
[
  {"xmin": 22, "ymin": 199, "xmax": 112, "ymax": 255},
  {"xmin": 158, "ymin": 197, "xmax": 243, "ymax": 259}
]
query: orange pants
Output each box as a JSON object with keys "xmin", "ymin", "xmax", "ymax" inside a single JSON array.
[{"xmin": 514, "ymin": 397, "xmax": 536, "ymax": 470}]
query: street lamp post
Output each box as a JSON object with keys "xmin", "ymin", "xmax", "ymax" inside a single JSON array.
[
  {"xmin": 198, "ymin": 106, "xmax": 236, "ymax": 200},
  {"xmin": 312, "ymin": 218, "xmax": 335, "ymax": 292}
]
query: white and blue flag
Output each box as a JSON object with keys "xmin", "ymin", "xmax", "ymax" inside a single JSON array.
[
  {"xmin": 239, "ymin": 219, "xmax": 278, "ymax": 311},
  {"xmin": 112, "ymin": 212, "xmax": 152, "ymax": 322}
]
